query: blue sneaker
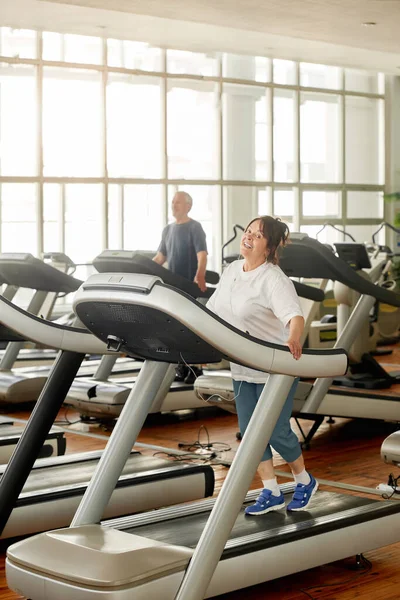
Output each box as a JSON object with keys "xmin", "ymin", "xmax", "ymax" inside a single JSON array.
[
  {"xmin": 287, "ymin": 474, "xmax": 318, "ymax": 511},
  {"xmin": 245, "ymin": 489, "xmax": 285, "ymax": 516}
]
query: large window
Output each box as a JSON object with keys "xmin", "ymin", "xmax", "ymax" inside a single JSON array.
[
  {"xmin": 0, "ymin": 63, "xmax": 37, "ymax": 176},
  {"xmin": 223, "ymin": 84, "xmax": 270, "ymax": 181},
  {"xmin": 43, "ymin": 183, "xmax": 63, "ymax": 254},
  {"xmin": 0, "ymin": 28, "xmax": 387, "ymax": 268},
  {"xmin": 345, "ymin": 96, "xmax": 384, "ymax": 185},
  {"xmin": 300, "ymin": 92, "xmax": 341, "ymax": 183},
  {"xmin": 167, "ymin": 79, "xmax": 219, "ymax": 180},
  {"xmin": 107, "ymin": 73, "xmax": 163, "ymax": 178},
  {"xmin": 64, "ymin": 184, "xmax": 104, "ymax": 262},
  {"xmin": 43, "ymin": 67, "xmax": 103, "ymax": 177},
  {"xmin": 1, "ymin": 184, "xmax": 38, "ymax": 253},
  {"xmin": 43, "ymin": 33, "xmax": 102, "ymax": 65},
  {"xmin": 274, "ymin": 89, "xmax": 296, "ymax": 182}
]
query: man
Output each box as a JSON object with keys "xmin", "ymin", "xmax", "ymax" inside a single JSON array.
[
  {"xmin": 153, "ymin": 191, "xmax": 208, "ymax": 292},
  {"xmin": 153, "ymin": 191, "xmax": 208, "ymax": 383}
]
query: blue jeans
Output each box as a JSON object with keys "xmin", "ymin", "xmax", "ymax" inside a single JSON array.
[{"xmin": 233, "ymin": 378, "xmax": 301, "ymax": 463}]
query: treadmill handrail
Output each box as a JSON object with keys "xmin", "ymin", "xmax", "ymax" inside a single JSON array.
[
  {"xmin": 0, "ymin": 253, "xmax": 82, "ymax": 294},
  {"xmin": 292, "ymin": 280, "xmax": 324, "ymax": 302},
  {"xmin": 280, "ymin": 237, "xmax": 400, "ymax": 307},
  {"xmin": 93, "ymin": 251, "xmax": 213, "ymax": 298},
  {"xmin": 73, "ymin": 274, "xmax": 348, "ymax": 379},
  {"xmin": 0, "ymin": 296, "xmax": 108, "ymax": 354},
  {"xmin": 93, "ymin": 250, "xmax": 321, "ymax": 302},
  {"xmin": 372, "ymin": 221, "xmax": 400, "ymax": 245}
]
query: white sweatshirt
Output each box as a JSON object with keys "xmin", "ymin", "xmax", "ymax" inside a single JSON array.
[{"xmin": 206, "ymin": 259, "xmax": 303, "ymax": 383}]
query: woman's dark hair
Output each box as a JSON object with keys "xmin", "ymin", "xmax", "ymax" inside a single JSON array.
[{"xmin": 245, "ymin": 216, "xmax": 290, "ymax": 265}]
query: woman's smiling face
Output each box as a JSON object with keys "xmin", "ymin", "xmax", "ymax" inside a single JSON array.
[{"xmin": 240, "ymin": 219, "xmax": 269, "ymax": 264}]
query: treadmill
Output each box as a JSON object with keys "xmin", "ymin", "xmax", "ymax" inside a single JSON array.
[
  {"xmin": 195, "ymin": 236, "xmax": 400, "ymax": 444},
  {"xmin": 65, "ymin": 251, "xmax": 322, "ymax": 420},
  {"xmin": 0, "ymin": 253, "xmax": 140, "ymax": 400},
  {"xmin": 0, "ymin": 295, "xmax": 214, "ymax": 540},
  {"xmin": 0, "ymin": 422, "xmax": 65, "ymax": 464},
  {"xmin": 0, "ymin": 253, "xmax": 83, "ymax": 404},
  {"xmin": 378, "ymin": 430, "xmax": 400, "ymax": 495},
  {"xmin": 0, "ymin": 252, "xmax": 76, "ymax": 367},
  {"xmin": 381, "ymin": 430, "xmax": 400, "ymax": 467},
  {"xmin": 5, "ymin": 271, "xmax": 400, "ymax": 600},
  {"xmin": 1, "ymin": 272, "xmax": 66, "ymax": 458},
  {"xmin": 64, "ymin": 251, "xmax": 217, "ymax": 419}
]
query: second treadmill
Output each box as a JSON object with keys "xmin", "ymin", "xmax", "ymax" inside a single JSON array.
[{"xmin": 0, "ymin": 294, "xmax": 215, "ymax": 540}]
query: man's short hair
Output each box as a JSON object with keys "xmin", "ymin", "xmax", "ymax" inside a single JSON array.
[{"xmin": 180, "ymin": 191, "xmax": 193, "ymax": 208}]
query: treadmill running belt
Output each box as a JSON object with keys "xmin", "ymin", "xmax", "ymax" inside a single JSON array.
[
  {"xmin": 122, "ymin": 490, "xmax": 398, "ymax": 559},
  {"xmin": 16, "ymin": 453, "xmax": 214, "ymax": 501}
]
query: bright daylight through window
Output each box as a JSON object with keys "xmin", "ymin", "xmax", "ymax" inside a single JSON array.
[{"xmin": 0, "ymin": 27, "xmax": 386, "ymax": 267}]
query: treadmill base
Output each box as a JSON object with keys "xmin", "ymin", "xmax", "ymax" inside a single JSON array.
[{"xmin": 7, "ymin": 490, "xmax": 400, "ymax": 600}]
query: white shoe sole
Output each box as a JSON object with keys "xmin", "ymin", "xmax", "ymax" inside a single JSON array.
[
  {"xmin": 245, "ymin": 501, "xmax": 286, "ymax": 516},
  {"xmin": 287, "ymin": 481, "xmax": 319, "ymax": 512}
]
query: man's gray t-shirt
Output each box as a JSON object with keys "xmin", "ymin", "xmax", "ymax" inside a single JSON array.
[{"xmin": 158, "ymin": 219, "xmax": 207, "ymax": 281}]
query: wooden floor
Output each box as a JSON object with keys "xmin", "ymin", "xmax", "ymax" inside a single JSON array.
[{"xmin": 0, "ymin": 348, "xmax": 399, "ymax": 600}]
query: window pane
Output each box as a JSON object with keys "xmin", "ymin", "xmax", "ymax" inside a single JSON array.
[
  {"xmin": 64, "ymin": 34, "xmax": 102, "ymax": 65},
  {"xmin": 42, "ymin": 32, "xmax": 62, "ymax": 61},
  {"xmin": 255, "ymin": 91, "xmax": 271, "ymax": 181},
  {"xmin": 108, "ymin": 184, "xmax": 122, "ymax": 250},
  {"xmin": 344, "ymin": 69, "xmax": 382, "ymax": 94},
  {"xmin": 43, "ymin": 183, "xmax": 62, "ymax": 254},
  {"xmin": 167, "ymin": 50, "xmax": 218, "ymax": 77},
  {"xmin": 273, "ymin": 59, "xmax": 296, "ymax": 85},
  {"xmin": 1, "ymin": 184, "xmax": 37, "ymax": 253},
  {"xmin": 300, "ymin": 63, "xmax": 341, "ymax": 90},
  {"xmin": 222, "ymin": 54, "xmax": 270, "ymax": 83},
  {"xmin": 223, "ymin": 83, "xmax": 269, "ymax": 181},
  {"xmin": 345, "ymin": 96, "xmax": 383, "ymax": 185},
  {"xmin": 0, "ymin": 28, "xmax": 36, "ymax": 59},
  {"xmin": 107, "ymin": 73, "xmax": 162, "ymax": 178},
  {"xmin": 303, "ymin": 191, "xmax": 340, "ymax": 217},
  {"xmin": 0, "ymin": 63, "xmax": 37, "ymax": 176},
  {"xmin": 222, "ymin": 186, "xmax": 258, "ymax": 258},
  {"xmin": 107, "ymin": 40, "xmax": 163, "ymax": 71},
  {"xmin": 65, "ymin": 184, "xmax": 103, "ymax": 262},
  {"xmin": 300, "ymin": 92, "xmax": 341, "ymax": 183},
  {"xmin": 274, "ymin": 189, "xmax": 294, "ymax": 216},
  {"xmin": 123, "ymin": 185, "xmax": 164, "ymax": 252},
  {"xmin": 347, "ymin": 191, "xmax": 383, "ymax": 219},
  {"xmin": 300, "ymin": 224, "xmax": 344, "ymax": 246},
  {"xmin": 168, "ymin": 185, "xmax": 220, "ymax": 270},
  {"xmin": 274, "ymin": 89, "xmax": 295, "ymax": 182},
  {"xmin": 43, "ymin": 67, "xmax": 103, "ymax": 176},
  {"xmin": 43, "ymin": 32, "xmax": 102, "ymax": 64},
  {"xmin": 257, "ymin": 187, "xmax": 272, "ymax": 215},
  {"xmin": 167, "ymin": 79, "xmax": 219, "ymax": 179},
  {"xmin": 344, "ymin": 224, "xmax": 385, "ymax": 245}
]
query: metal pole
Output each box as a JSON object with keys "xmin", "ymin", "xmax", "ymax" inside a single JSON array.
[
  {"xmin": 0, "ymin": 290, "xmax": 48, "ymax": 370},
  {"xmin": 71, "ymin": 360, "xmax": 170, "ymax": 527},
  {"xmin": 92, "ymin": 353, "xmax": 118, "ymax": 382},
  {"xmin": 175, "ymin": 374, "xmax": 295, "ymax": 600},
  {"xmin": 0, "ymin": 351, "xmax": 85, "ymax": 534},
  {"xmin": 301, "ymin": 293, "xmax": 376, "ymax": 414},
  {"xmin": 149, "ymin": 364, "xmax": 177, "ymax": 413},
  {"xmin": 1, "ymin": 285, "xmax": 18, "ymax": 302}
]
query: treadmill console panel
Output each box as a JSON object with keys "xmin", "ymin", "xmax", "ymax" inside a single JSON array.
[{"xmin": 334, "ymin": 243, "xmax": 371, "ymax": 270}]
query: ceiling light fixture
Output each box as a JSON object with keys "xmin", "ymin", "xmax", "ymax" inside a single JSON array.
[{"xmin": 362, "ymin": 21, "xmax": 377, "ymax": 26}]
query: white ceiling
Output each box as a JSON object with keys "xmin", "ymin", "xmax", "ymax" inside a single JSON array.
[{"xmin": 1, "ymin": 0, "xmax": 400, "ymax": 73}]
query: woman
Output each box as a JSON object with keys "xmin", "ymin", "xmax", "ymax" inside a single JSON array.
[{"xmin": 206, "ymin": 215, "xmax": 318, "ymax": 515}]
